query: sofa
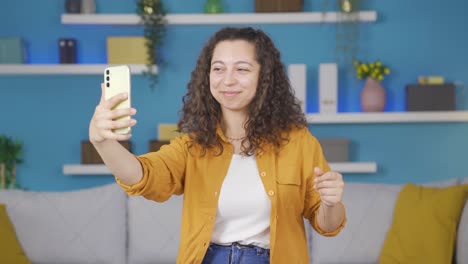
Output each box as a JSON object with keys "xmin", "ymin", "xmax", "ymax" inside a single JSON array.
[{"xmin": 0, "ymin": 177, "xmax": 466, "ymax": 264}]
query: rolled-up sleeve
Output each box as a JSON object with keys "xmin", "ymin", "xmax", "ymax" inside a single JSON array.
[
  {"xmin": 301, "ymin": 128, "xmax": 346, "ymax": 236},
  {"xmin": 115, "ymin": 135, "xmax": 188, "ymax": 202}
]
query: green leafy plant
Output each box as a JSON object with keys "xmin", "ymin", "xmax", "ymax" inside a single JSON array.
[
  {"xmin": 0, "ymin": 135, "xmax": 23, "ymax": 189},
  {"xmin": 322, "ymin": 0, "xmax": 362, "ymax": 67},
  {"xmin": 354, "ymin": 60, "xmax": 390, "ymax": 81},
  {"xmin": 136, "ymin": 0, "xmax": 167, "ymax": 90}
]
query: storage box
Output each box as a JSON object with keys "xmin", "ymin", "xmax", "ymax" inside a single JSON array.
[
  {"xmin": 319, "ymin": 63, "xmax": 338, "ymax": 114},
  {"xmin": 107, "ymin": 37, "xmax": 148, "ymax": 64},
  {"xmin": 288, "ymin": 64, "xmax": 307, "ymax": 113},
  {"xmin": 81, "ymin": 141, "xmax": 132, "ymax": 164},
  {"xmin": 406, "ymin": 84, "xmax": 455, "ymax": 111},
  {"xmin": 255, "ymin": 0, "xmax": 303, "ymax": 12},
  {"xmin": 318, "ymin": 138, "xmax": 349, "ymax": 162},
  {"xmin": 158, "ymin": 124, "xmax": 182, "ymax": 141},
  {"xmin": 149, "ymin": 140, "xmax": 169, "ymax": 152},
  {"xmin": 0, "ymin": 38, "xmax": 27, "ymax": 64}
]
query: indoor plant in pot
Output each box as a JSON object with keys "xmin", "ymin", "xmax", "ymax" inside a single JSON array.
[
  {"xmin": 0, "ymin": 135, "xmax": 23, "ymax": 189},
  {"xmin": 136, "ymin": 0, "xmax": 167, "ymax": 90},
  {"xmin": 354, "ymin": 59, "xmax": 391, "ymax": 112}
]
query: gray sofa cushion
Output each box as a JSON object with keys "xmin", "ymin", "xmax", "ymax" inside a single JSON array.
[
  {"xmin": 308, "ymin": 178, "xmax": 459, "ymax": 264},
  {"xmin": 457, "ymin": 177, "xmax": 468, "ymax": 264},
  {"xmin": 127, "ymin": 194, "xmax": 183, "ymax": 264},
  {"xmin": 309, "ymin": 182, "xmax": 401, "ymax": 264},
  {"xmin": 0, "ymin": 183, "xmax": 127, "ymax": 264}
]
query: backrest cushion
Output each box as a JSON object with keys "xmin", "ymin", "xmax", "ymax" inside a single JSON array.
[
  {"xmin": 309, "ymin": 182, "xmax": 401, "ymax": 264},
  {"xmin": 127, "ymin": 195, "xmax": 183, "ymax": 264},
  {"xmin": 308, "ymin": 178, "xmax": 459, "ymax": 264},
  {"xmin": 0, "ymin": 183, "xmax": 127, "ymax": 264}
]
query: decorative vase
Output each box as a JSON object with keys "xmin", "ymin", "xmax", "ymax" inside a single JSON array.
[
  {"xmin": 65, "ymin": 0, "xmax": 81, "ymax": 13},
  {"xmin": 340, "ymin": 0, "xmax": 358, "ymax": 13},
  {"xmin": 360, "ymin": 77, "xmax": 386, "ymax": 112},
  {"xmin": 204, "ymin": 0, "xmax": 223, "ymax": 14},
  {"xmin": 81, "ymin": 0, "xmax": 96, "ymax": 14},
  {"xmin": 340, "ymin": 0, "xmax": 352, "ymax": 13}
]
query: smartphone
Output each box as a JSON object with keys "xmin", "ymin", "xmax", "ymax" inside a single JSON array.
[{"xmin": 104, "ymin": 65, "xmax": 132, "ymax": 135}]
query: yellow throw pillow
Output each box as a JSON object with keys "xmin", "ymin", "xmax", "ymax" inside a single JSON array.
[
  {"xmin": 0, "ymin": 203, "xmax": 31, "ymax": 264},
  {"xmin": 379, "ymin": 184, "xmax": 467, "ymax": 264}
]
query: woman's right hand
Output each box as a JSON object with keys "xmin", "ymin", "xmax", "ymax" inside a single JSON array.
[{"xmin": 89, "ymin": 83, "xmax": 137, "ymax": 144}]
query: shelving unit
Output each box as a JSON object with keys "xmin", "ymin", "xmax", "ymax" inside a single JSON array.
[
  {"xmin": 55, "ymin": 9, "xmax": 436, "ymax": 177},
  {"xmin": 63, "ymin": 162, "xmax": 377, "ymax": 175},
  {"xmin": 61, "ymin": 11, "xmax": 377, "ymax": 25},
  {"xmin": 306, "ymin": 111, "xmax": 468, "ymax": 124},
  {"xmin": 0, "ymin": 64, "xmax": 155, "ymax": 75}
]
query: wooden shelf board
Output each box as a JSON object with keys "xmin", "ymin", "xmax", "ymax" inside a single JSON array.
[
  {"xmin": 61, "ymin": 11, "xmax": 377, "ymax": 25},
  {"xmin": 63, "ymin": 162, "xmax": 377, "ymax": 175},
  {"xmin": 0, "ymin": 64, "xmax": 155, "ymax": 75},
  {"xmin": 306, "ymin": 111, "xmax": 468, "ymax": 124}
]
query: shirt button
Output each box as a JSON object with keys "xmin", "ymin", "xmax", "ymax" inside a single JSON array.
[
  {"xmin": 260, "ymin": 171, "xmax": 267, "ymax": 177},
  {"xmin": 268, "ymin": 190, "xmax": 275, "ymax": 196},
  {"xmin": 214, "ymin": 191, "xmax": 218, "ymax": 197}
]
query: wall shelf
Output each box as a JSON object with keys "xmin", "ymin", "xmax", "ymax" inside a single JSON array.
[
  {"xmin": 63, "ymin": 164, "xmax": 111, "ymax": 175},
  {"xmin": 329, "ymin": 162, "xmax": 377, "ymax": 173},
  {"xmin": 63, "ymin": 162, "xmax": 377, "ymax": 175},
  {"xmin": 0, "ymin": 64, "xmax": 155, "ymax": 75},
  {"xmin": 61, "ymin": 11, "xmax": 377, "ymax": 25},
  {"xmin": 306, "ymin": 111, "xmax": 468, "ymax": 124}
]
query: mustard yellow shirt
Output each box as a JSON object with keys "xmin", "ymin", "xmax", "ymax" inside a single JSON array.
[{"xmin": 116, "ymin": 126, "xmax": 346, "ymax": 264}]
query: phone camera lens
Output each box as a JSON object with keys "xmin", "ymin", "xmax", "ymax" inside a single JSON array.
[
  {"xmin": 106, "ymin": 70, "xmax": 110, "ymax": 75},
  {"xmin": 106, "ymin": 82, "xmax": 110, "ymax": 88},
  {"xmin": 106, "ymin": 76, "xmax": 110, "ymax": 81}
]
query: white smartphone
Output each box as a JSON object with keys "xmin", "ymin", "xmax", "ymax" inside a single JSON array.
[{"xmin": 104, "ymin": 65, "xmax": 132, "ymax": 135}]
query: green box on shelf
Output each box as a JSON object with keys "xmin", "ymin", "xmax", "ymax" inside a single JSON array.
[{"xmin": 0, "ymin": 38, "xmax": 27, "ymax": 64}]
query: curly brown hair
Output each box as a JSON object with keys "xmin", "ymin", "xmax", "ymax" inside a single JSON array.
[{"xmin": 178, "ymin": 27, "xmax": 306, "ymax": 156}]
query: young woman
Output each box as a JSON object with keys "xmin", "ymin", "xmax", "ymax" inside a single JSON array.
[{"xmin": 89, "ymin": 27, "xmax": 346, "ymax": 264}]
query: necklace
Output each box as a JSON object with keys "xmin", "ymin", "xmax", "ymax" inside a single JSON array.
[{"xmin": 226, "ymin": 135, "xmax": 246, "ymax": 141}]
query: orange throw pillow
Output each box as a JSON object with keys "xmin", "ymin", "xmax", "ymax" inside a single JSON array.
[
  {"xmin": 0, "ymin": 203, "xmax": 31, "ymax": 264},
  {"xmin": 379, "ymin": 184, "xmax": 467, "ymax": 263}
]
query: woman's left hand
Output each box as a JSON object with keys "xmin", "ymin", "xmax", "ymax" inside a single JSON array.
[{"xmin": 313, "ymin": 167, "xmax": 344, "ymax": 207}]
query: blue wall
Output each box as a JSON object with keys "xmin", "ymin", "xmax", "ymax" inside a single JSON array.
[{"xmin": 1, "ymin": 0, "xmax": 467, "ymax": 191}]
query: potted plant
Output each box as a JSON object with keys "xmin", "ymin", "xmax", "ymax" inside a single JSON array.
[
  {"xmin": 136, "ymin": 0, "xmax": 167, "ymax": 90},
  {"xmin": 322, "ymin": 0, "xmax": 362, "ymax": 66},
  {"xmin": 0, "ymin": 135, "xmax": 23, "ymax": 189},
  {"xmin": 354, "ymin": 60, "xmax": 391, "ymax": 112}
]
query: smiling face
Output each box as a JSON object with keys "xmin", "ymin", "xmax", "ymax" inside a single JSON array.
[{"xmin": 210, "ymin": 40, "xmax": 260, "ymax": 115}]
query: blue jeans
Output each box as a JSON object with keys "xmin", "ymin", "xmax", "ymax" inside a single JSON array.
[{"xmin": 202, "ymin": 242, "xmax": 270, "ymax": 264}]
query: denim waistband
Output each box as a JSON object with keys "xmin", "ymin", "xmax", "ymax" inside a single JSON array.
[{"xmin": 210, "ymin": 242, "xmax": 270, "ymax": 256}]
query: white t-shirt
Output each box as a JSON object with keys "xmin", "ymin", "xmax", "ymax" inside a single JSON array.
[{"xmin": 210, "ymin": 154, "xmax": 271, "ymax": 249}]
